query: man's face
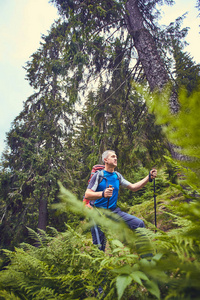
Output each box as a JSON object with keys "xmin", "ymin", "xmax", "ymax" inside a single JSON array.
[{"xmin": 105, "ymin": 152, "xmax": 117, "ymax": 167}]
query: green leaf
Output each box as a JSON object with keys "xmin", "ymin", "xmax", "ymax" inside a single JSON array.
[
  {"xmin": 144, "ymin": 280, "xmax": 160, "ymax": 299},
  {"xmin": 116, "ymin": 275, "xmax": 132, "ymax": 300},
  {"xmin": 152, "ymin": 253, "xmax": 163, "ymax": 262},
  {"xmin": 112, "ymin": 239, "xmax": 124, "ymax": 248},
  {"xmin": 113, "ymin": 248, "xmax": 123, "ymax": 253},
  {"xmin": 130, "ymin": 271, "xmax": 149, "ymax": 285},
  {"xmin": 112, "ymin": 265, "xmax": 134, "ymax": 275}
]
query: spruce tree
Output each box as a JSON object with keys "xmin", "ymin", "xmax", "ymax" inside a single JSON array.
[
  {"xmin": 0, "ymin": 24, "xmax": 76, "ymax": 248},
  {"xmin": 49, "ymin": 0, "xmax": 186, "ymax": 112},
  {"xmin": 172, "ymin": 41, "xmax": 200, "ymax": 95}
]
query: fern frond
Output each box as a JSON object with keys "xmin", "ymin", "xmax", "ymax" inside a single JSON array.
[{"xmin": 0, "ymin": 290, "xmax": 22, "ymax": 300}]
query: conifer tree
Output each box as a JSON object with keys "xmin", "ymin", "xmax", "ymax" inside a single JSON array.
[
  {"xmin": 50, "ymin": 0, "xmax": 189, "ymax": 112},
  {"xmin": 0, "ymin": 24, "xmax": 76, "ymax": 248},
  {"xmin": 172, "ymin": 41, "xmax": 200, "ymax": 95}
]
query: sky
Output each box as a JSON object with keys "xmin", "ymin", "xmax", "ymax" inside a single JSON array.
[
  {"xmin": 0, "ymin": 0, "xmax": 59, "ymax": 157},
  {"xmin": 0, "ymin": 0, "xmax": 199, "ymax": 156}
]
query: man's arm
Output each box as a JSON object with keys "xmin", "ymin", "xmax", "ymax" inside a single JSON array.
[
  {"xmin": 127, "ymin": 169, "xmax": 157, "ymax": 192},
  {"xmin": 85, "ymin": 187, "xmax": 113, "ymax": 200}
]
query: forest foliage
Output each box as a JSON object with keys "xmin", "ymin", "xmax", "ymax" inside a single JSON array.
[
  {"xmin": 0, "ymin": 0, "xmax": 200, "ymax": 299},
  {"xmin": 1, "ymin": 83, "xmax": 200, "ymax": 300}
]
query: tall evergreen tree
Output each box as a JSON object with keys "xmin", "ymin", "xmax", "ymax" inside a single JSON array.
[
  {"xmin": 172, "ymin": 42, "xmax": 200, "ymax": 94},
  {"xmin": 50, "ymin": 0, "xmax": 183, "ymax": 112},
  {"xmin": 0, "ymin": 24, "xmax": 76, "ymax": 248}
]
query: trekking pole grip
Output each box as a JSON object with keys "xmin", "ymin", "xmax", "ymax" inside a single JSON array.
[{"xmin": 107, "ymin": 185, "xmax": 112, "ymax": 209}]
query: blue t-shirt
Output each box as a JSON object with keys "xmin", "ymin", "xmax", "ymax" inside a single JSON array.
[{"xmin": 87, "ymin": 170, "xmax": 130, "ymax": 209}]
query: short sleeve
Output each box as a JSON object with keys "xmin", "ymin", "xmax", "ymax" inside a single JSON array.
[
  {"xmin": 87, "ymin": 172, "xmax": 100, "ymax": 191},
  {"xmin": 117, "ymin": 172, "xmax": 131, "ymax": 188}
]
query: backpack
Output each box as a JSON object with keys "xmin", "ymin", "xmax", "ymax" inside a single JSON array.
[
  {"xmin": 83, "ymin": 164, "xmax": 121, "ymax": 208},
  {"xmin": 83, "ymin": 165, "xmax": 105, "ymax": 208}
]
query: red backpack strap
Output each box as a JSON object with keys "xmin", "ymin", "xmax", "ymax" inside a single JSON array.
[
  {"xmin": 83, "ymin": 165, "xmax": 105, "ymax": 208},
  {"xmin": 88, "ymin": 165, "xmax": 105, "ymax": 183}
]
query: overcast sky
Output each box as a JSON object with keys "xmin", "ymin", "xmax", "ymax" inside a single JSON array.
[{"xmin": 0, "ymin": 0, "xmax": 199, "ymax": 156}]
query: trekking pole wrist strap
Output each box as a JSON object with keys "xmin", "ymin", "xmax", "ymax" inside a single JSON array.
[
  {"xmin": 149, "ymin": 171, "xmax": 153, "ymax": 182},
  {"xmin": 102, "ymin": 189, "xmax": 105, "ymax": 197}
]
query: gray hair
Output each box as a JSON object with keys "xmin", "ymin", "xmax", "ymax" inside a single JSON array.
[{"xmin": 102, "ymin": 150, "xmax": 115, "ymax": 164}]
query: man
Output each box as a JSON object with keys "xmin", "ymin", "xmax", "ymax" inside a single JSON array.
[{"xmin": 85, "ymin": 150, "xmax": 157, "ymax": 251}]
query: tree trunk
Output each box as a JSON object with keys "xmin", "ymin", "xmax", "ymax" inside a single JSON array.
[
  {"xmin": 38, "ymin": 199, "xmax": 48, "ymax": 231},
  {"xmin": 125, "ymin": 0, "xmax": 179, "ymax": 113}
]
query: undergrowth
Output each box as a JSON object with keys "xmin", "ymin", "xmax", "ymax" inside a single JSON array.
[{"xmin": 0, "ymin": 184, "xmax": 200, "ymax": 300}]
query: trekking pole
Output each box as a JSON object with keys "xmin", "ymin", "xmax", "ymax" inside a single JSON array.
[
  {"xmin": 154, "ymin": 178, "xmax": 157, "ymax": 232},
  {"xmin": 93, "ymin": 220, "xmax": 101, "ymax": 246},
  {"xmin": 107, "ymin": 185, "xmax": 112, "ymax": 209}
]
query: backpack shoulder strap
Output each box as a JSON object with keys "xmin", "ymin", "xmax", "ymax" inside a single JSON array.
[
  {"xmin": 98, "ymin": 170, "xmax": 122, "ymax": 185},
  {"xmin": 115, "ymin": 171, "xmax": 122, "ymax": 184},
  {"xmin": 98, "ymin": 169, "xmax": 105, "ymax": 184}
]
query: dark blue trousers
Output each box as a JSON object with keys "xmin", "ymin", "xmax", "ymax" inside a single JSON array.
[{"xmin": 91, "ymin": 207, "xmax": 145, "ymax": 251}]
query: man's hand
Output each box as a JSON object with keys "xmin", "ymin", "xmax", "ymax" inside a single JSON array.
[
  {"xmin": 150, "ymin": 169, "xmax": 157, "ymax": 180},
  {"xmin": 103, "ymin": 187, "xmax": 114, "ymax": 198}
]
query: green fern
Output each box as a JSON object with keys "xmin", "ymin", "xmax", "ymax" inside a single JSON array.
[
  {"xmin": 144, "ymin": 85, "xmax": 200, "ymax": 194},
  {"xmin": 1, "ymin": 181, "xmax": 200, "ymax": 299}
]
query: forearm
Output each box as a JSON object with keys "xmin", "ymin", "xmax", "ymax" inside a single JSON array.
[
  {"xmin": 85, "ymin": 189, "xmax": 103, "ymax": 200},
  {"xmin": 127, "ymin": 175, "xmax": 149, "ymax": 192}
]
